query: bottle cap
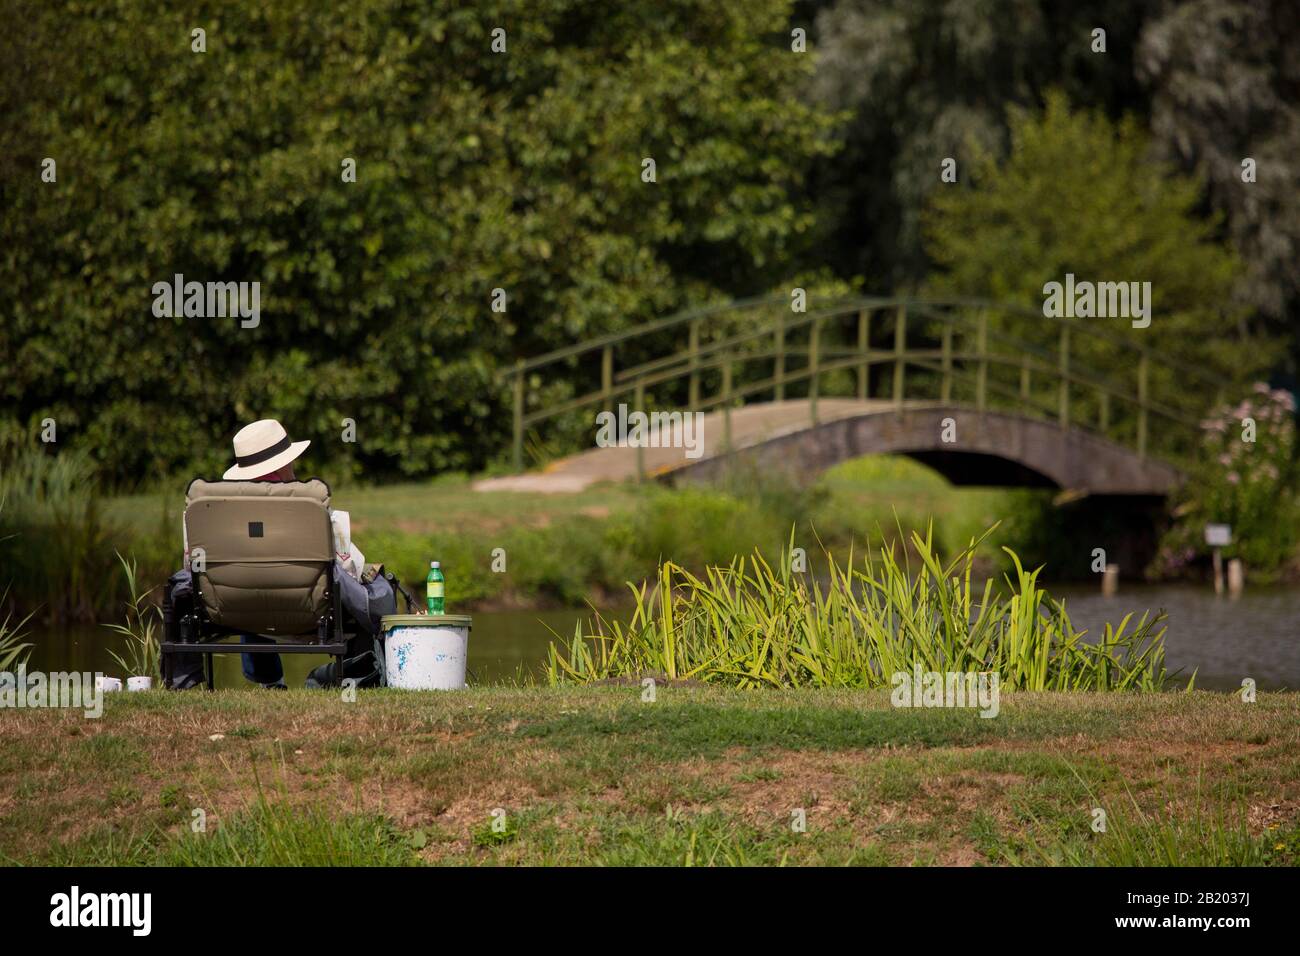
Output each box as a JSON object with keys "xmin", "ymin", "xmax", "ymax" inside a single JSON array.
[{"xmin": 430, "ymin": 561, "xmax": 440, "ymax": 568}]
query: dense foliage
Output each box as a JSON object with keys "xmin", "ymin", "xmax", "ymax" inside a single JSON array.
[
  {"xmin": 806, "ymin": 0, "xmax": 1298, "ymax": 359},
  {"xmin": 923, "ymin": 92, "xmax": 1268, "ymax": 418},
  {"xmin": 806, "ymin": 0, "xmax": 1158, "ymax": 286},
  {"xmin": 1, "ymin": 0, "xmax": 834, "ymax": 483},
  {"xmin": 1136, "ymin": 0, "xmax": 1300, "ymax": 361}
]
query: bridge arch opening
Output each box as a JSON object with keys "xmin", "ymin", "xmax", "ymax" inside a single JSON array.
[{"xmin": 894, "ymin": 450, "xmax": 1059, "ymax": 489}]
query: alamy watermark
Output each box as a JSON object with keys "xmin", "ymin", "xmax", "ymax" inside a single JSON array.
[
  {"xmin": 595, "ymin": 404, "xmax": 704, "ymax": 459},
  {"xmin": 151, "ymin": 273, "xmax": 260, "ymax": 328},
  {"xmin": 1042, "ymin": 273, "xmax": 1150, "ymax": 329},
  {"xmin": 890, "ymin": 667, "xmax": 1000, "ymax": 718},
  {"xmin": 50, "ymin": 886, "xmax": 151, "ymax": 936},
  {"xmin": 0, "ymin": 667, "xmax": 104, "ymax": 718}
]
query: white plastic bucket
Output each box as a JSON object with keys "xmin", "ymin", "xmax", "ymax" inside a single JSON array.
[
  {"xmin": 126, "ymin": 676, "xmax": 153, "ymax": 692},
  {"xmin": 96, "ymin": 676, "xmax": 123, "ymax": 693},
  {"xmin": 381, "ymin": 614, "xmax": 472, "ymax": 690}
]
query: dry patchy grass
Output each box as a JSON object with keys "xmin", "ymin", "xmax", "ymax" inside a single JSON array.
[{"xmin": 1, "ymin": 686, "xmax": 1296, "ymax": 866}]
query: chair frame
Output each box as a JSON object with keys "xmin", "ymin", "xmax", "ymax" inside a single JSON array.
[{"xmin": 160, "ymin": 479, "xmax": 349, "ymax": 689}]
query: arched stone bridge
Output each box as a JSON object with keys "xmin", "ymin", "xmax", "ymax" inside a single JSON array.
[
  {"xmin": 478, "ymin": 295, "xmax": 1222, "ymax": 497},
  {"xmin": 475, "ymin": 399, "xmax": 1182, "ymax": 496}
]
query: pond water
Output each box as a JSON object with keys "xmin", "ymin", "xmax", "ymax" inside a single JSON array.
[
  {"xmin": 25, "ymin": 608, "xmax": 592, "ymax": 689},
  {"xmin": 1048, "ymin": 583, "xmax": 1299, "ymax": 691},
  {"xmin": 21, "ymin": 584, "xmax": 1300, "ymax": 690}
]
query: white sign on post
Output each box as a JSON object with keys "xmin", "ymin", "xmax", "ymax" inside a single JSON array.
[{"xmin": 1205, "ymin": 524, "xmax": 1232, "ymax": 547}]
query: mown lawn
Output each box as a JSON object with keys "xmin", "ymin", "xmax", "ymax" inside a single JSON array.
[{"xmin": 2, "ymin": 687, "xmax": 1297, "ymax": 866}]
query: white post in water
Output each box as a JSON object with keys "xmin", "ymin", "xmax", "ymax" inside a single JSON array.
[
  {"xmin": 1227, "ymin": 558, "xmax": 1245, "ymax": 596},
  {"xmin": 1205, "ymin": 524, "xmax": 1232, "ymax": 595},
  {"xmin": 1102, "ymin": 563, "xmax": 1119, "ymax": 596}
]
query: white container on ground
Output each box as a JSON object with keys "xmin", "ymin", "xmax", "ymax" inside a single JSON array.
[
  {"xmin": 97, "ymin": 676, "xmax": 124, "ymax": 693},
  {"xmin": 381, "ymin": 614, "xmax": 472, "ymax": 690},
  {"xmin": 126, "ymin": 676, "xmax": 153, "ymax": 692}
]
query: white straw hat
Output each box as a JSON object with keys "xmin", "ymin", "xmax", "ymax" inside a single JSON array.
[{"xmin": 222, "ymin": 419, "xmax": 311, "ymax": 480}]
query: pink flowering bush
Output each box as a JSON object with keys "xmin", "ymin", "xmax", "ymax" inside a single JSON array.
[{"xmin": 1153, "ymin": 385, "xmax": 1298, "ymax": 580}]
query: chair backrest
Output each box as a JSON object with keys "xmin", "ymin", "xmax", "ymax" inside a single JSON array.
[{"xmin": 184, "ymin": 479, "xmax": 333, "ymax": 640}]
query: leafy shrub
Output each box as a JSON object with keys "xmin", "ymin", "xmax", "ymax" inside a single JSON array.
[{"xmin": 1154, "ymin": 385, "xmax": 1298, "ymax": 580}]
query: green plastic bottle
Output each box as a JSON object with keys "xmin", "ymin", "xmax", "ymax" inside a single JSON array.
[{"xmin": 426, "ymin": 560, "xmax": 445, "ymax": 615}]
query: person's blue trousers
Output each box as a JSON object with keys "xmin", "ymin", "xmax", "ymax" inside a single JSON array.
[
  {"xmin": 240, "ymin": 635, "xmax": 285, "ymax": 685},
  {"xmin": 237, "ymin": 569, "xmax": 380, "ymax": 684}
]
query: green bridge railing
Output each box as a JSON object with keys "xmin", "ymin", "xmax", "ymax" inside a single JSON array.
[{"xmin": 502, "ymin": 295, "xmax": 1232, "ymax": 478}]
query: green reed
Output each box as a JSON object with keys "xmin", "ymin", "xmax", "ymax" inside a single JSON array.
[
  {"xmin": 0, "ymin": 449, "xmax": 119, "ymax": 620},
  {"xmin": 547, "ymin": 524, "xmax": 1176, "ymax": 691},
  {"xmin": 0, "ymin": 594, "xmax": 33, "ymax": 671},
  {"xmin": 103, "ymin": 553, "xmax": 162, "ymax": 680}
]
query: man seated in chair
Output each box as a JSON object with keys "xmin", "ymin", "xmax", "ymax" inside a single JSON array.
[{"xmin": 163, "ymin": 419, "xmax": 395, "ymax": 690}]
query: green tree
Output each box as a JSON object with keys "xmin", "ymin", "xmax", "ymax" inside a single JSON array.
[
  {"xmin": 805, "ymin": 0, "xmax": 1160, "ymax": 287},
  {"xmin": 922, "ymin": 92, "xmax": 1270, "ymax": 433},
  {"xmin": 1, "ymin": 0, "xmax": 837, "ymax": 484},
  {"xmin": 1137, "ymin": 0, "xmax": 1300, "ymax": 376}
]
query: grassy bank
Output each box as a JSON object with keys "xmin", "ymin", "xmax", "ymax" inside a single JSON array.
[
  {"xmin": 2, "ymin": 687, "xmax": 1297, "ymax": 866},
  {"xmin": 39, "ymin": 456, "xmax": 1028, "ymax": 620}
]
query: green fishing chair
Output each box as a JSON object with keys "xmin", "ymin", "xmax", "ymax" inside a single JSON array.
[{"xmin": 160, "ymin": 479, "xmax": 348, "ymax": 689}]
